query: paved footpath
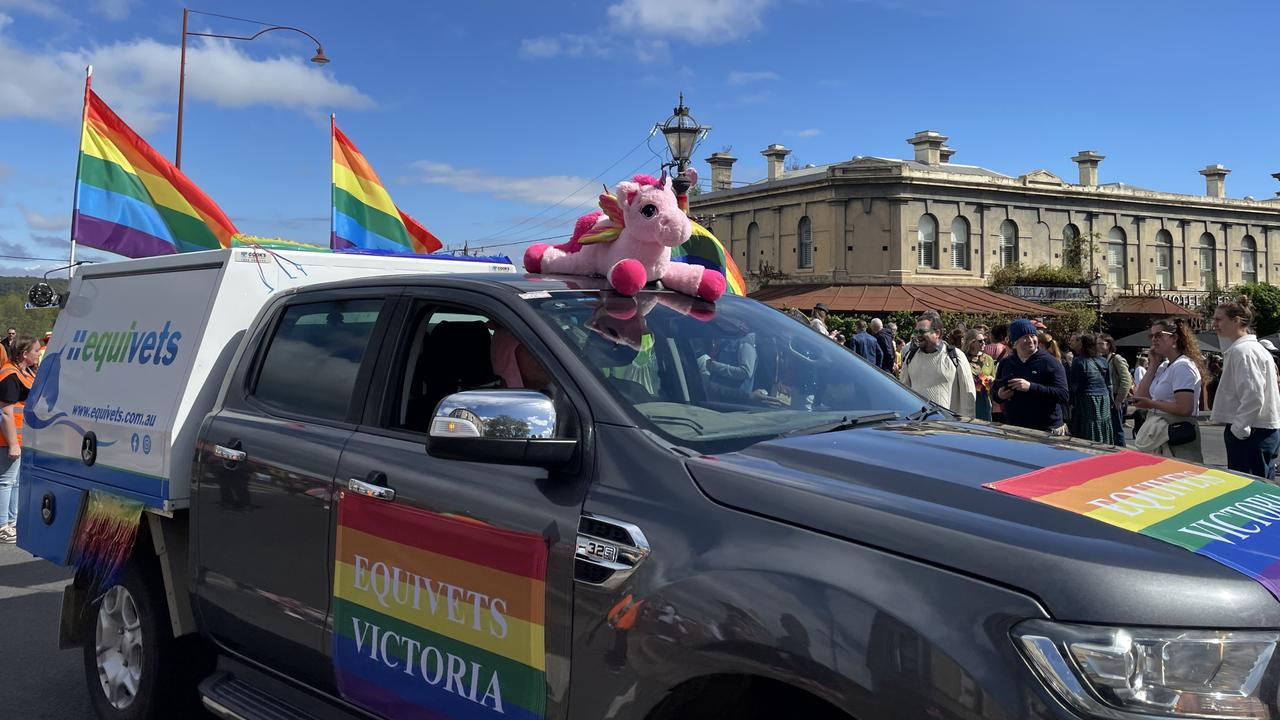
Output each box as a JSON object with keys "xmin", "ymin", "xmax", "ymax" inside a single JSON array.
[{"xmin": 0, "ymin": 422, "xmax": 1238, "ymax": 718}]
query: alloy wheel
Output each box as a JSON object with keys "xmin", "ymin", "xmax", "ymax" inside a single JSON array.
[{"xmin": 94, "ymin": 585, "xmax": 143, "ymax": 710}]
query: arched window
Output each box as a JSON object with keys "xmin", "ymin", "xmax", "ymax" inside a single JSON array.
[
  {"xmin": 1242, "ymin": 235, "xmax": 1258, "ymax": 285},
  {"xmin": 999, "ymin": 220, "xmax": 1018, "ymax": 266},
  {"xmin": 1062, "ymin": 223, "xmax": 1081, "ymax": 269},
  {"xmin": 797, "ymin": 217, "xmax": 813, "ymax": 269},
  {"xmin": 747, "ymin": 222, "xmax": 760, "ymax": 272},
  {"xmin": 1106, "ymin": 226, "xmax": 1127, "ymax": 289},
  {"xmin": 917, "ymin": 214, "xmax": 937, "ymax": 268},
  {"xmin": 1199, "ymin": 232, "xmax": 1217, "ymax": 289},
  {"xmin": 950, "ymin": 216, "xmax": 969, "ymax": 269},
  {"xmin": 1154, "ymin": 230, "xmax": 1173, "ymax": 289}
]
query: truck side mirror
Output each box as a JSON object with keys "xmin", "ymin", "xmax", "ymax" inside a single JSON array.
[{"xmin": 426, "ymin": 390, "xmax": 576, "ymax": 468}]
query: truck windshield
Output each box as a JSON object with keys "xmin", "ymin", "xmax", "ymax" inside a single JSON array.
[{"xmin": 526, "ymin": 291, "xmax": 927, "ymax": 454}]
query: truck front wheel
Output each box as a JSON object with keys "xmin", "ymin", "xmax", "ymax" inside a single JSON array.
[{"xmin": 82, "ymin": 563, "xmax": 181, "ymax": 720}]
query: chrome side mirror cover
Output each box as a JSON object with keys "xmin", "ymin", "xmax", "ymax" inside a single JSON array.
[{"xmin": 428, "ymin": 390, "xmax": 576, "ymax": 468}]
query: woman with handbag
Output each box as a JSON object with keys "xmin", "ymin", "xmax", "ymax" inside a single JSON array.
[{"xmin": 1131, "ymin": 317, "xmax": 1205, "ymax": 462}]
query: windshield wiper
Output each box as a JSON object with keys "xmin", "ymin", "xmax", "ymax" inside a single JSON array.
[
  {"xmin": 906, "ymin": 404, "xmax": 950, "ymax": 421},
  {"xmin": 780, "ymin": 411, "xmax": 900, "ymax": 438}
]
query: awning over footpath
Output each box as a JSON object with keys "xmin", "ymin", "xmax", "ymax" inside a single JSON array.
[
  {"xmin": 1101, "ymin": 296, "xmax": 1198, "ymax": 317},
  {"xmin": 1113, "ymin": 328, "xmax": 1225, "ymax": 353},
  {"xmin": 748, "ymin": 284, "xmax": 1063, "ymax": 316}
]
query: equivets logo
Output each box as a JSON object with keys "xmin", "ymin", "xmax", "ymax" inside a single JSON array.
[{"xmin": 65, "ymin": 321, "xmax": 183, "ymax": 372}]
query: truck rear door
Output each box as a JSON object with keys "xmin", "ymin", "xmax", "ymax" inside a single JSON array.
[
  {"xmin": 326, "ymin": 287, "xmax": 593, "ymax": 720},
  {"xmin": 192, "ymin": 288, "xmax": 397, "ymax": 689}
]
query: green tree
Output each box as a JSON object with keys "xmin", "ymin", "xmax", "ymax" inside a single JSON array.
[
  {"xmin": 1235, "ymin": 282, "xmax": 1280, "ymax": 337},
  {"xmin": 485, "ymin": 415, "xmax": 532, "ymax": 439}
]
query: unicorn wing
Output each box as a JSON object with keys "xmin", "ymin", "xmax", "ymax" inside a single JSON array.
[{"xmin": 598, "ymin": 192, "xmax": 625, "ymax": 227}]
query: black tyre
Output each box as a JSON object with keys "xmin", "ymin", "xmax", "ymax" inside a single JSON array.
[{"xmin": 81, "ymin": 562, "xmax": 184, "ymax": 720}]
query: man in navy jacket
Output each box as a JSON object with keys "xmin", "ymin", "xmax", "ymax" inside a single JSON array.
[
  {"xmin": 994, "ymin": 319, "xmax": 1069, "ymax": 434},
  {"xmin": 846, "ymin": 320, "xmax": 882, "ymax": 366},
  {"xmin": 871, "ymin": 318, "xmax": 896, "ymax": 373}
]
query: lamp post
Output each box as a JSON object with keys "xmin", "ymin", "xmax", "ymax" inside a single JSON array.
[
  {"xmin": 1089, "ymin": 269, "xmax": 1107, "ymax": 331},
  {"xmin": 176, "ymin": 8, "xmax": 330, "ymax": 168},
  {"xmin": 658, "ymin": 94, "xmax": 709, "ymax": 215}
]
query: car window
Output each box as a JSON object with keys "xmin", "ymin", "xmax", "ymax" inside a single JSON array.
[
  {"xmin": 527, "ymin": 291, "xmax": 924, "ymax": 454},
  {"xmin": 389, "ymin": 304, "xmax": 559, "ymax": 433},
  {"xmin": 252, "ymin": 298, "xmax": 383, "ymax": 422}
]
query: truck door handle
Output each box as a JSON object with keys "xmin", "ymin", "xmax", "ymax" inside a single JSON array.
[
  {"xmin": 213, "ymin": 442, "xmax": 246, "ymax": 464},
  {"xmin": 349, "ymin": 475, "xmax": 395, "ymax": 502}
]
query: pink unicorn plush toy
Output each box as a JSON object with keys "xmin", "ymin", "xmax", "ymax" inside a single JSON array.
[{"xmin": 523, "ymin": 174, "xmax": 726, "ymax": 302}]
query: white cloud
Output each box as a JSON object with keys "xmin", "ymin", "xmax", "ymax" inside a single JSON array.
[
  {"xmin": 607, "ymin": 0, "xmax": 772, "ymax": 43},
  {"xmin": 410, "ymin": 161, "xmax": 600, "ymax": 207},
  {"xmin": 519, "ymin": 33, "xmax": 610, "ymax": 59},
  {"xmin": 0, "ymin": 20, "xmax": 373, "ymax": 133},
  {"xmin": 727, "ymin": 70, "xmax": 777, "ymax": 85},
  {"xmin": 21, "ymin": 206, "xmax": 69, "ymax": 231},
  {"xmin": 797, "ymin": 128, "xmax": 822, "ymax": 138},
  {"xmin": 0, "ymin": 1, "xmax": 64, "ymax": 21},
  {"xmin": 91, "ymin": 0, "xmax": 136, "ymax": 21}
]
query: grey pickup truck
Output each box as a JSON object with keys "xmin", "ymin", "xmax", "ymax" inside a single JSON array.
[{"xmin": 23, "ymin": 271, "xmax": 1280, "ymax": 720}]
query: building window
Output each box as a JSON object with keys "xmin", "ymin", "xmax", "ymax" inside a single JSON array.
[
  {"xmin": 1062, "ymin": 223, "xmax": 1082, "ymax": 270},
  {"xmin": 1106, "ymin": 226, "xmax": 1127, "ymax": 289},
  {"xmin": 1199, "ymin": 232, "xmax": 1216, "ymax": 289},
  {"xmin": 999, "ymin": 220, "xmax": 1018, "ymax": 266},
  {"xmin": 747, "ymin": 222, "xmax": 760, "ymax": 273},
  {"xmin": 917, "ymin": 214, "xmax": 937, "ymax": 268},
  {"xmin": 1154, "ymin": 229, "xmax": 1173, "ymax": 289},
  {"xmin": 950, "ymin": 216, "xmax": 969, "ymax": 269},
  {"xmin": 1242, "ymin": 235, "xmax": 1258, "ymax": 285},
  {"xmin": 798, "ymin": 217, "xmax": 813, "ymax": 269}
]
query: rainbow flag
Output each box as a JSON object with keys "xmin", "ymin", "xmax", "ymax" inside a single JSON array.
[
  {"xmin": 672, "ymin": 221, "xmax": 746, "ymax": 296},
  {"xmin": 988, "ymin": 450, "xmax": 1280, "ymax": 599},
  {"xmin": 332, "ymin": 121, "xmax": 442, "ymax": 254},
  {"xmin": 332, "ymin": 492, "xmax": 546, "ymax": 720},
  {"xmin": 75, "ymin": 87, "xmax": 237, "ymax": 257}
]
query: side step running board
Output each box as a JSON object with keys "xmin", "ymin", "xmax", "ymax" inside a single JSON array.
[
  {"xmin": 200, "ymin": 672, "xmax": 311, "ymax": 720},
  {"xmin": 199, "ymin": 656, "xmax": 370, "ymax": 720}
]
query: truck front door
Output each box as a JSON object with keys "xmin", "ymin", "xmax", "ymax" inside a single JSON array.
[
  {"xmin": 328, "ymin": 289, "xmax": 591, "ymax": 720},
  {"xmin": 192, "ymin": 291, "xmax": 395, "ymax": 688}
]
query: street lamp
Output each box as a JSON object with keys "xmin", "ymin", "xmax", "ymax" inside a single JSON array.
[
  {"xmin": 176, "ymin": 8, "xmax": 330, "ymax": 168},
  {"xmin": 658, "ymin": 94, "xmax": 709, "ymax": 212},
  {"xmin": 1089, "ymin": 269, "xmax": 1107, "ymax": 330}
]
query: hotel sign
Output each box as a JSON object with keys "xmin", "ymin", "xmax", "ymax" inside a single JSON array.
[{"xmin": 1006, "ymin": 285, "xmax": 1093, "ymax": 303}]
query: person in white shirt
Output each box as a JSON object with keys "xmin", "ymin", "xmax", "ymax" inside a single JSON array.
[
  {"xmin": 900, "ymin": 316, "xmax": 976, "ymax": 416},
  {"xmin": 1210, "ymin": 296, "xmax": 1280, "ymax": 479},
  {"xmin": 1132, "ymin": 317, "xmax": 1205, "ymax": 462},
  {"xmin": 809, "ymin": 303, "xmax": 832, "ymax": 336}
]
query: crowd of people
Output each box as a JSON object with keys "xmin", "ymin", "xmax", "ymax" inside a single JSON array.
[
  {"xmin": 802, "ymin": 296, "xmax": 1280, "ymax": 480},
  {"xmin": 0, "ymin": 327, "xmax": 48, "ymax": 544}
]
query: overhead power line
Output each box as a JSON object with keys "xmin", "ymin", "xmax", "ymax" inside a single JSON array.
[{"xmin": 465, "ymin": 129, "xmax": 658, "ymax": 246}]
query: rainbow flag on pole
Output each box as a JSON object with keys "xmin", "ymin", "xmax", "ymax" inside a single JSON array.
[
  {"xmin": 75, "ymin": 78, "xmax": 238, "ymax": 257},
  {"xmin": 332, "ymin": 491, "xmax": 546, "ymax": 719},
  {"xmin": 988, "ymin": 450, "xmax": 1280, "ymax": 600},
  {"xmin": 672, "ymin": 221, "xmax": 746, "ymax": 296},
  {"xmin": 331, "ymin": 120, "xmax": 442, "ymax": 254}
]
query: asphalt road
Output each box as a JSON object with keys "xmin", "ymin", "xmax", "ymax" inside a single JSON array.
[{"xmin": 0, "ymin": 423, "xmax": 1234, "ymax": 719}]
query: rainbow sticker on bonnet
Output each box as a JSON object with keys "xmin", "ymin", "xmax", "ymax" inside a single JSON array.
[
  {"xmin": 987, "ymin": 450, "xmax": 1280, "ymax": 600},
  {"xmin": 333, "ymin": 492, "xmax": 548, "ymax": 720}
]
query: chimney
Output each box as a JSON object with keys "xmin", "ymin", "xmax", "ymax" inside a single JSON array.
[
  {"xmin": 1201, "ymin": 164, "xmax": 1231, "ymax": 198},
  {"xmin": 705, "ymin": 151, "xmax": 737, "ymax": 191},
  {"xmin": 906, "ymin": 130, "xmax": 947, "ymax": 165},
  {"xmin": 760, "ymin": 144, "xmax": 791, "ymax": 181},
  {"xmin": 939, "ymin": 146, "xmax": 955, "ymax": 164},
  {"xmin": 1071, "ymin": 150, "xmax": 1105, "ymax": 187}
]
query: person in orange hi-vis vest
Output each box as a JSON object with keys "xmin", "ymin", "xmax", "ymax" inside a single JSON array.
[{"xmin": 0, "ymin": 336, "xmax": 39, "ymax": 544}]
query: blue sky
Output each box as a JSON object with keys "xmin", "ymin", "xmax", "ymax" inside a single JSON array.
[{"xmin": 1, "ymin": 0, "xmax": 1277, "ymax": 275}]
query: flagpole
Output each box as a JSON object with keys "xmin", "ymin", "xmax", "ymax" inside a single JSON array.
[
  {"xmin": 69, "ymin": 65, "xmax": 93, "ymax": 280},
  {"xmin": 335, "ymin": 110, "xmax": 340, "ymax": 249}
]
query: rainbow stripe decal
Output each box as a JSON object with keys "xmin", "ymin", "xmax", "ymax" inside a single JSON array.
[
  {"xmin": 987, "ymin": 450, "xmax": 1280, "ymax": 599},
  {"xmin": 333, "ymin": 492, "xmax": 547, "ymax": 720}
]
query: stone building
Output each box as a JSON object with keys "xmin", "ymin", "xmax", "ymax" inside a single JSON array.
[{"xmin": 690, "ymin": 131, "xmax": 1280, "ymax": 304}]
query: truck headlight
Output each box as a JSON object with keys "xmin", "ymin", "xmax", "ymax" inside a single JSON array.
[{"xmin": 1014, "ymin": 620, "xmax": 1280, "ymax": 719}]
